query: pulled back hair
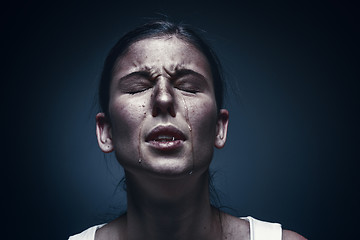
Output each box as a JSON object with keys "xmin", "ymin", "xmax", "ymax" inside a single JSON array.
[
  {"xmin": 99, "ymin": 20, "xmax": 225, "ymax": 116},
  {"xmin": 99, "ymin": 21, "xmax": 229, "ymax": 221}
]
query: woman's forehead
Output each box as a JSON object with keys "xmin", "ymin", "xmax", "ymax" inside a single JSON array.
[{"xmin": 112, "ymin": 36, "xmax": 212, "ymax": 79}]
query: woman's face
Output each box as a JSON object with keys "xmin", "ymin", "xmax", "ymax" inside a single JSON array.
[{"xmin": 96, "ymin": 36, "xmax": 229, "ymax": 178}]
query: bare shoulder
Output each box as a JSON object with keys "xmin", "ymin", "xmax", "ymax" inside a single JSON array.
[
  {"xmin": 282, "ymin": 229, "xmax": 307, "ymax": 240},
  {"xmin": 95, "ymin": 216, "xmax": 125, "ymax": 240},
  {"xmin": 221, "ymin": 213, "xmax": 250, "ymax": 240},
  {"xmin": 221, "ymin": 212, "xmax": 307, "ymax": 240}
]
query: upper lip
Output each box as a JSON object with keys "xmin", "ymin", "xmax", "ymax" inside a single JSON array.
[{"xmin": 145, "ymin": 125, "xmax": 186, "ymax": 142}]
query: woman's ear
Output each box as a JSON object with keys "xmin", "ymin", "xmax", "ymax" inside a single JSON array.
[
  {"xmin": 96, "ymin": 113, "xmax": 114, "ymax": 153},
  {"xmin": 214, "ymin": 109, "xmax": 229, "ymax": 149}
]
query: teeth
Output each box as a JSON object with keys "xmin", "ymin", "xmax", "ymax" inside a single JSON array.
[{"xmin": 156, "ymin": 135, "xmax": 175, "ymax": 141}]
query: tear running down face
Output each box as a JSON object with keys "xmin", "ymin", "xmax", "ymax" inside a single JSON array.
[{"xmin": 96, "ymin": 36, "xmax": 229, "ymax": 178}]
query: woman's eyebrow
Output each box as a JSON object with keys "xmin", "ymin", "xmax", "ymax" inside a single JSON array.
[
  {"xmin": 118, "ymin": 68, "xmax": 208, "ymax": 82},
  {"xmin": 118, "ymin": 71, "xmax": 153, "ymax": 82},
  {"xmin": 168, "ymin": 68, "xmax": 207, "ymax": 82}
]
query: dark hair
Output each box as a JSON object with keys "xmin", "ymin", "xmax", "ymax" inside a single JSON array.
[{"xmin": 99, "ymin": 20, "xmax": 225, "ymax": 116}]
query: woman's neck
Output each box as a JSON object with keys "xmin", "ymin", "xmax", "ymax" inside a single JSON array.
[{"xmin": 122, "ymin": 170, "xmax": 223, "ymax": 240}]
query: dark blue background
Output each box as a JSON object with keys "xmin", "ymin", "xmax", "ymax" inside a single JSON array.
[{"xmin": 3, "ymin": 1, "xmax": 359, "ymax": 239}]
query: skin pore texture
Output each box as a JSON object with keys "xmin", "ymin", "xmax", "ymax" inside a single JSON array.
[{"xmin": 95, "ymin": 36, "xmax": 306, "ymax": 240}]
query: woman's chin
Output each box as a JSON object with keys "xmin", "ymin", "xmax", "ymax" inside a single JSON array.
[{"xmin": 142, "ymin": 159, "xmax": 194, "ymax": 178}]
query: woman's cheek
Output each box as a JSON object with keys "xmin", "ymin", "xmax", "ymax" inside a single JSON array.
[
  {"xmin": 110, "ymin": 101, "xmax": 142, "ymax": 148},
  {"xmin": 190, "ymin": 99, "xmax": 218, "ymax": 142}
]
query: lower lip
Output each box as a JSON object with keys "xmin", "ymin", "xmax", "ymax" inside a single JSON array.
[{"xmin": 147, "ymin": 140, "xmax": 184, "ymax": 151}]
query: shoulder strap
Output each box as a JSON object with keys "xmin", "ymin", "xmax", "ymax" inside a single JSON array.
[
  {"xmin": 68, "ymin": 224, "xmax": 106, "ymax": 240},
  {"xmin": 242, "ymin": 216, "xmax": 282, "ymax": 240}
]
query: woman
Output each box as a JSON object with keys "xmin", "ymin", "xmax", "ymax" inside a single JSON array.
[{"xmin": 69, "ymin": 20, "xmax": 306, "ymax": 240}]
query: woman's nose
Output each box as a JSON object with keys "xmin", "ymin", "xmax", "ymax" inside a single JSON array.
[{"xmin": 152, "ymin": 79, "xmax": 176, "ymax": 117}]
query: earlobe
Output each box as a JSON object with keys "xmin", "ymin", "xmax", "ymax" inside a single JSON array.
[
  {"xmin": 96, "ymin": 113, "xmax": 114, "ymax": 153},
  {"xmin": 215, "ymin": 109, "xmax": 229, "ymax": 149}
]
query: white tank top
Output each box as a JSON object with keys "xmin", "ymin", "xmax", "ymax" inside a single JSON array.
[
  {"xmin": 242, "ymin": 216, "xmax": 282, "ymax": 240},
  {"xmin": 69, "ymin": 216, "xmax": 282, "ymax": 240}
]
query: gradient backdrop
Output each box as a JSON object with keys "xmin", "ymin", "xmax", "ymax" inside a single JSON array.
[{"xmin": 3, "ymin": 1, "xmax": 359, "ymax": 239}]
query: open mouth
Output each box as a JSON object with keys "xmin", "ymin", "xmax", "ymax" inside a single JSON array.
[
  {"xmin": 145, "ymin": 125, "xmax": 186, "ymax": 151},
  {"xmin": 154, "ymin": 135, "xmax": 177, "ymax": 142}
]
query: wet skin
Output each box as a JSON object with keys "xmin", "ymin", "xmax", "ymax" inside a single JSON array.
[
  {"xmin": 94, "ymin": 36, "xmax": 307, "ymax": 240},
  {"xmin": 96, "ymin": 36, "xmax": 229, "ymax": 179}
]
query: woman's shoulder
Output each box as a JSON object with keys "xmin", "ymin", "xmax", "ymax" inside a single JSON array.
[
  {"xmin": 94, "ymin": 217, "xmax": 125, "ymax": 240},
  {"xmin": 282, "ymin": 229, "xmax": 307, "ymax": 240},
  {"xmin": 222, "ymin": 214, "xmax": 307, "ymax": 240},
  {"xmin": 222, "ymin": 214, "xmax": 251, "ymax": 239}
]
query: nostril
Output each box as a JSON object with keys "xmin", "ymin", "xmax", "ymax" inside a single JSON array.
[
  {"xmin": 152, "ymin": 105, "xmax": 176, "ymax": 117},
  {"xmin": 167, "ymin": 106, "xmax": 176, "ymax": 117},
  {"xmin": 152, "ymin": 96, "xmax": 176, "ymax": 117},
  {"xmin": 152, "ymin": 106, "xmax": 159, "ymax": 117}
]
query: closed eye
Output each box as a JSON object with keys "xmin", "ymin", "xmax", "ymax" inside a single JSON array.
[
  {"xmin": 123, "ymin": 79, "xmax": 153, "ymax": 94},
  {"xmin": 117, "ymin": 71, "xmax": 154, "ymax": 94},
  {"xmin": 174, "ymin": 78, "xmax": 203, "ymax": 94}
]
